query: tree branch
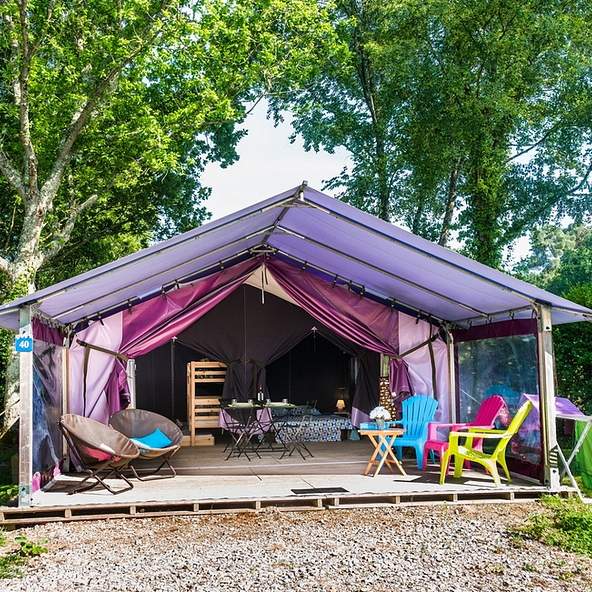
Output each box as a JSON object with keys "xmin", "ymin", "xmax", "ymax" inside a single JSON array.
[
  {"xmin": 0, "ymin": 256, "xmax": 12, "ymax": 277},
  {"xmin": 0, "ymin": 147, "xmax": 27, "ymax": 199},
  {"xmin": 41, "ymin": 0, "xmax": 173, "ymax": 209},
  {"xmin": 505, "ymin": 122, "xmax": 562, "ymax": 164},
  {"xmin": 40, "ymin": 192, "xmax": 101, "ymax": 263}
]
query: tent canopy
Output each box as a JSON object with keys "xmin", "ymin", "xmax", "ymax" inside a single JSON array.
[{"xmin": 1, "ymin": 184, "xmax": 591, "ymax": 333}]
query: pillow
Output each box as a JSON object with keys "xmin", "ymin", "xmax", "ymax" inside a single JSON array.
[
  {"xmin": 131, "ymin": 428, "xmax": 173, "ymax": 449},
  {"xmin": 77, "ymin": 444, "xmax": 113, "ymax": 462}
]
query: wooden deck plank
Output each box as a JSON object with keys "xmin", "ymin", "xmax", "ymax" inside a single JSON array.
[{"xmin": 1, "ymin": 439, "xmax": 565, "ymax": 528}]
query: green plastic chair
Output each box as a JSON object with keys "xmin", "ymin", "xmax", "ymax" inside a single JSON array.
[{"xmin": 439, "ymin": 400, "xmax": 533, "ymax": 487}]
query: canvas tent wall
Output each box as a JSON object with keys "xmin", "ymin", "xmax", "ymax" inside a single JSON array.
[
  {"xmin": 2, "ymin": 184, "xmax": 592, "ymax": 507},
  {"xmin": 65, "ymin": 257, "xmax": 450, "ymax": 426}
]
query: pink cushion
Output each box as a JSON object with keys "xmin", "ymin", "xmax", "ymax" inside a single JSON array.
[{"xmin": 77, "ymin": 444, "xmax": 113, "ymax": 462}]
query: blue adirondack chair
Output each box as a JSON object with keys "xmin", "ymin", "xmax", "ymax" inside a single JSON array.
[{"xmin": 392, "ymin": 395, "xmax": 438, "ymax": 468}]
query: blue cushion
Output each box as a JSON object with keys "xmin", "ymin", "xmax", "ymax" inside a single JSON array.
[{"xmin": 131, "ymin": 428, "xmax": 172, "ymax": 449}]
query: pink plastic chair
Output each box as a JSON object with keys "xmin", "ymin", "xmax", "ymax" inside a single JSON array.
[{"xmin": 422, "ymin": 395, "xmax": 505, "ymax": 471}]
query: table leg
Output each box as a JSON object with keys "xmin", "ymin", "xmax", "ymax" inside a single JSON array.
[
  {"xmin": 363, "ymin": 434, "xmax": 407, "ymax": 477},
  {"xmin": 364, "ymin": 434, "xmax": 383, "ymax": 475}
]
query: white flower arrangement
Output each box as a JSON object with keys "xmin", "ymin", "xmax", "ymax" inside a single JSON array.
[{"xmin": 369, "ymin": 406, "xmax": 391, "ymax": 420}]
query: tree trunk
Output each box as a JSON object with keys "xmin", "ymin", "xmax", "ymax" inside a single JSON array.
[
  {"xmin": 375, "ymin": 131, "xmax": 390, "ymax": 221},
  {"xmin": 439, "ymin": 158, "xmax": 463, "ymax": 246},
  {"xmin": 466, "ymin": 164, "xmax": 504, "ymax": 268}
]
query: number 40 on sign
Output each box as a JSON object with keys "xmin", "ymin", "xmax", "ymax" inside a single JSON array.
[{"xmin": 15, "ymin": 329, "xmax": 33, "ymax": 353}]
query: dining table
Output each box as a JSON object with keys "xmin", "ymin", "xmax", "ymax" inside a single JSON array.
[{"xmin": 219, "ymin": 401, "xmax": 296, "ymax": 459}]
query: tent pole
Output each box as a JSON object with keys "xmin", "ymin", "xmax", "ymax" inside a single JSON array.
[
  {"xmin": 127, "ymin": 359, "xmax": 137, "ymax": 409},
  {"xmin": 18, "ymin": 305, "xmax": 33, "ymax": 508},
  {"xmin": 534, "ymin": 303, "xmax": 560, "ymax": 490},
  {"xmin": 447, "ymin": 333, "xmax": 456, "ymax": 424}
]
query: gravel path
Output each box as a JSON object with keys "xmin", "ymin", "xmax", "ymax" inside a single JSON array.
[{"xmin": 1, "ymin": 502, "xmax": 590, "ymax": 591}]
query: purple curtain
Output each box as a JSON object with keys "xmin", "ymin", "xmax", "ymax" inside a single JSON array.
[
  {"xmin": 121, "ymin": 259, "xmax": 260, "ymax": 357},
  {"xmin": 96, "ymin": 260, "xmax": 259, "ymax": 415},
  {"xmin": 33, "ymin": 319, "xmax": 65, "ymax": 346},
  {"xmin": 266, "ymin": 259, "xmax": 411, "ymax": 424}
]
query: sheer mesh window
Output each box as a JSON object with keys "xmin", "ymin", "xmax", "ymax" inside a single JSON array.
[{"xmin": 457, "ymin": 334, "xmax": 541, "ymax": 465}]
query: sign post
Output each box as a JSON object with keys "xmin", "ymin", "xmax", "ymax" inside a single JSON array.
[{"xmin": 17, "ymin": 307, "xmax": 34, "ymax": 507}]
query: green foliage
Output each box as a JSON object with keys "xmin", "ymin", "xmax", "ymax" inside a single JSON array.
[
  {"xmin": 0, "ymin": 553, "xmax": 24, "ymax": 579},
  {"xmin": 0, "ymin": 485, "xmax": 17, "ymax": 507},
  {"xmin": 14, "ymin": 536, "xmax": 48, "ymax": 558},
  {"xmin": 516, "ymin": 226, "xmax": 592, "ymax": 414},
  {"xmin": 281, "ymin": 0, "xmax": 592, "ymax": 266},
  {"xmin": 0, "ymin": 531, "xmax": 47, "ymax": 579},
  {"xmin": 516, "ymin": 496, "xmax": 592, "ymax": 558},
  {"xmin": 0, "ymin": 0, "xmax": 337, "ymax": 296}
]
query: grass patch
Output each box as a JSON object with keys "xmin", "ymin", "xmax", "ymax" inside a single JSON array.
[
  {"xmin": 0, "ymin": 531, "xmax": 48, "ymax": 579},
  {"xmin": 514, "ymin": 495, "xmax": 592, "ymax": 557},
  {"xmin": 0, "ymin": 553, "xmax": 24, "ymax": 579}
]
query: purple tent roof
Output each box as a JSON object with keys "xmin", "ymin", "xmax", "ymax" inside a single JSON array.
[{"xmin": 1, "ymin": 184, "xmax": 591, "ymax": 332}]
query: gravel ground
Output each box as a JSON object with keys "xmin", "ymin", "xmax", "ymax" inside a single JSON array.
[{"xmin": 0, "ymin": 502, "xmax": 590, "ymax": 592}]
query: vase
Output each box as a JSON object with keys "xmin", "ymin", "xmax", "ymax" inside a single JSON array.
[{"xmin": 375, "ymin": 418, "xmax": 385, "ymax": 430}]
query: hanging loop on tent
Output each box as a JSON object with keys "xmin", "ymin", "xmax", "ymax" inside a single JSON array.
[
  {"xmin": 175, "ymin": 280, "xmax": 180, "ymax": 290},
  {"xmin": 389, "ymin": 298, "xmax": 396, "ymax": 312},
  {"xmin": 301, "ymin": 262, "xmax": 307, "ymax": 274},
  {"xmin": 332, "ymin": 275, "xmax": 338, "ymax": 288},
  {"xmin": 161, "ymin": 286, "xmax": 166, "ymax": 299},
  {"xmin": 127, "ymin": 299, "xmax": 133, "ymax": 315},
  {"xmin": 359, "ymin": 286, "xmax": 365, "ymax": 300},
  {"xmin": 97, "ymin": 313, "xmax": 104, "ymax": 326},
  {"xmin": 219, "ymin": 261, "xmax": 225, "ymax": 273}
]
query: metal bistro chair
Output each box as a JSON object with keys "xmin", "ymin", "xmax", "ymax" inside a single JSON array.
[
  {"xmin": 59, "ymin": 414, "xmax": 139, "ymax": 495},
  {"xmin": 219, "ymin": 406, "xmax": 274, "ymax": 461},
  {"xmin": 278, "ymin": 413, "xmax": 314, "ymax": 460}
]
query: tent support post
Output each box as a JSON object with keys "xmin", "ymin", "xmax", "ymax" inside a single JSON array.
[
  {"xmin": 127, "ymin": 359, "xmax": 137, "ymax": 409},
  {"xmin": 447, "ymin": 337, "xmax": 456, "ymax": 424},
  {"xmin": 534, "ymin": 303, "xmax": 560, "ymax": 490},
  {"xmin": 18, "ymin": 305, "xmax": 33, "ymax": 508}
]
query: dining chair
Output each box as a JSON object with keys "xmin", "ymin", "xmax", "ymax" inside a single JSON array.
[
  {"xmin": 219, "ymin": 407, "xmax": 274, "ymax": 460},
  {"xmin": 279, "ymin": 413, "xmax": 313, "ymax": 460},
  {"xmin": 422, "ymin": 395, "xmax": 505, "ymax": 471}
]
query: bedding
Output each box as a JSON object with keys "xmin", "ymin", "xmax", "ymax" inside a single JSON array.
[{"xmin": 270, "ymin": 406, "xmax": 353, "ymax": 442}]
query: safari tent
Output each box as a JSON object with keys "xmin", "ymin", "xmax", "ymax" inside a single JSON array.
[{"xmin": 2, "ymin": 184, "xmax": 591, "ymax": 507}]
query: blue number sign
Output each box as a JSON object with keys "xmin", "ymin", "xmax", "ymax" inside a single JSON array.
[{"xmin": 15, "ymin": 333, "xmax": 33, "ymax": 353}]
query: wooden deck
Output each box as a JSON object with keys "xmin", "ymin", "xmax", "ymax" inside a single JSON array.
[{"xmin": 2, "ymin": 439, "xmax": 562, "ymax": 528}]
